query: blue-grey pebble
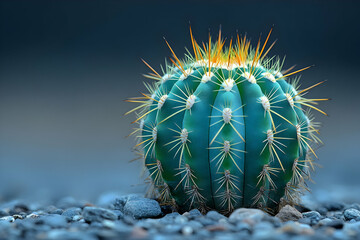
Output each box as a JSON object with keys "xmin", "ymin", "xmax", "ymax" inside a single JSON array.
[
  {"xmin": 206, "ymin": 211, "xmax": 226, "ymax": 222},
  {"xmin": 326, "ymin": 219, "xmax": 344, "ymax": 229},
  {"xmin": 344, "ymin": 208, "xmax": 360, "ymax": 221},
  {"xmin": 113, "ymin": 194, "xmax": 143, "ymax": 211},
  {"xmin": 83, "ymin": 207, "xmax": 117, "ymax": 223},
  {"xmin": 161, "ymin": 224, "xmax": 182, "ymax": 234},
  {"xmin": 62, "ymin": 207, "xmax": 82, "ymax": 220},
  {"xmin": 123, "ymin": 198, "xmax": 161, "ymax": 219},
  {"xmin": 112, "ymin": 210, "xmax": 124, "ymax": 220},
  {"xmin": 158, "ymin": 212, "xmax": 180, "ymax": 224},
  {"xmin": 235, "ymin": 222, "xmax": 252, "ymax": 232},
  {"xmin": 302, "ymin": 211, "xmax": 322, "ymax": 221},
  {"xmin": 188, "ymin": 209, "xmax": 202, "ymax": 219},
  {"xmin": 197, "ymin": 216, "xmax": 216, "ymax": 226}
]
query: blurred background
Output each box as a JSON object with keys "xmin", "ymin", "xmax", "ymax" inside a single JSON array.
[{"xmin": 0, "ymin": 0, "xmax": 359, "ymax": 203}]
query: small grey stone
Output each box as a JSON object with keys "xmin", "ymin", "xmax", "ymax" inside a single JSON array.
[
  {"xmin": 123, "ymin": 215, "xmax": 136, "ymax": 225},
  {"xmin": 326, "ymin": 219, "xmax": 344, "ymax": 229},
  {"xmin": 83, "ymin": 207, "xmax": 117, "ymax": 223},
  {"xmin": 181, "ymin": 225, "xmax": 193, "ymax": 235},
  {"xmin": 0, "ymin": 216, "xmax": 15, "ymax": 223},
  {"xmin": 346, "ymin": 203, "xmax": 360, "ymax": 211},
  {"xmin": 135, "ymin": 218, "xmax": 161, "ymax": 229},
  {"xmin": 318, "ymin": 218, "xmax": 333, "ymax": 226},
  {"xmin": 188, "ymin": 209, "xmax": 202, "ymax": 219},
  {"xmin": 229, "ymin": 208, "xmax": 268, "ymax": 226},
  {"xmin": 275, "ymin": 205, "xmax": 303, "ymax": 222},
  {"xmin": 62, "ymin": 207, "xmax": 82, "ymax": 220},
  {"xmin": 302, "ymin": 211, "xmax": 321, "ymax": 222},
  {"xmin": 186, "ymin": 220, "xmax": 203, "ymax": 230},
  {"xmin": 90, "ymin": 221, "xmax": 104, "ymax": 228},
  {"xmin": 298, "ymin": 217, "xmax": 312, "ymax": 225},
  {"xmin": 50, "ymin": 209, "xmax": 64, "ymax": 215},
  {"xmin": 198, "ymin": 216, "xmax": 216, "ymax": 226},
  {"xmin": 158, "ymin": 212, "xmax": 180, "ymax": 224},
  {"xmin": 315, "ymin": 207, "xmax": 328, "ymax": 216},
  {"xmin": 112, "ymin": 210, "xmax": 124, "ymax": 220},
  {"xmin": 263, "ymin": 215, "xmax": 282, "ymax": 227},
  {"xmin": 175, "ymin": 215, "xmax": 188, "ymax": 224},
  {"xmin": 113, "ymin": 194, "xmax": 143, "ymax": 211},
  {"xmin": 344, "ymin": 208, "xmax": 360, "ymax": 221},
  {"xmin": 235, "ymin": 222, "xmax": 252, "ymax": 232},
  {"xmin": 72, "ymin": 215, "xmax": 82, "ymax": 221},
  {"xmin": 253, "ymin": 221, "xmax": 274, "ymax": 231},
  {"xmin": 26, "ymin": 212, "xmax": 41, "ymax": 218},
  {"xmin": 206, "ymin": 211, "xmax": 226, "ymax": 222},
  {"xmin": 161, "ymin": 224, "xmax": 182, "ymax": 233},
  {"xmin": 123, "ymin": 198, "xmax": 161, "ymax": 219}
]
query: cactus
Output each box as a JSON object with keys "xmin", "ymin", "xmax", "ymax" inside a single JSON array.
[{"xmin": 127, "ymin": 28, "xmax": 327, "ymax": 214}]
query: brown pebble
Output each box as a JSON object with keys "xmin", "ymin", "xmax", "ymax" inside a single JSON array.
[{"xmin": 206, "ymin": 224, "xmax": 227, "ymax": 231}]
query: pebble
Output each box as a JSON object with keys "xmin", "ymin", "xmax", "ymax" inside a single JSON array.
[
  {"xmin": 279, "ymin": 221, "xmax": 315, "ymax": 235},
  {"xmin": 275, "ymin": 205, "xmax": 303, "ymax": 222},
  {"xmin": 0, "ymin": 216, "xmax": 15, "ymax": 222},
  {"xmin": 302, "ymin": 211, "xmax": 322, "ymax": 222},
  {"xmin": 344, "ymin": 208, "xmax": 360, "ymax": 221},
  {"xmin": 206, "ymin": 211, "xmax": 226, "ymax": 222},
  {"xmin": 123, "ymin": 198, "xmax": 161, "ymax": 219},
  {"xmin": 62, "ymin": 207, "xmax": 82, "ymax": 220},
  {"xmin": 0, "ymin": 193, "xmax": 358, "ymax": 240},
  {"xmin": 326, "ymin": 219, "xmax": 344, "ymax": 229},
  {"xmin": 113, "ymin": 194, "xmax": 143, "ymax": 211},
  {"xmin": 83, "ymin": 207, "xmax": 117, "ymax": 223},
  {"xmin": 229, "ymin": 208, "xmax": 267, "ymax": 226},
  {"xmin": 181, "ymin": 225, "xmax": 193, "ymax": 235}
]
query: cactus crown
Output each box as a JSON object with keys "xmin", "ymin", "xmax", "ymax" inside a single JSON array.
[{"xmin": 127, "ymin": 27, "xmax": 327, "ymax": 214}]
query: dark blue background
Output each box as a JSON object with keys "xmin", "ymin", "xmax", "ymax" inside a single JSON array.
[{"xmin": 1, "ymin": 0, "xmax": 359, "ymax": 202}]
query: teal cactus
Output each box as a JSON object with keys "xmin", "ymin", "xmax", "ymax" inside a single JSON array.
[{"xmin": 127, "ymin": 28, "xmax": 327, "ymax": 214}]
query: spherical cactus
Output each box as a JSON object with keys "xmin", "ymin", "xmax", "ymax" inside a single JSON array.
[{"xmin": 127, "ymin": 28, "xmax": 327, "ymax": 214}]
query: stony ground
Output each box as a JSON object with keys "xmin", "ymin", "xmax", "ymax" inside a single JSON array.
[{"xmin": 1, "ymin": 192, "xmax": 360, "ymax": 240}]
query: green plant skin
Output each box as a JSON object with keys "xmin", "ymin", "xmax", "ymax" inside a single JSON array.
[{"xmin": 141, "ymin": 64, "xmax": 314, "ymax": 213}]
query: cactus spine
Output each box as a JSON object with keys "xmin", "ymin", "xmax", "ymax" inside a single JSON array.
[{"xmin": 127, "ymin": 28, "xmax": 327, "ymax": 214}]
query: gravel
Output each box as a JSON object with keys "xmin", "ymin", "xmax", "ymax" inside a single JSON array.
[{"xmin": 0, "ymin": 192, "xmax": 360, "ymax": 240}]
